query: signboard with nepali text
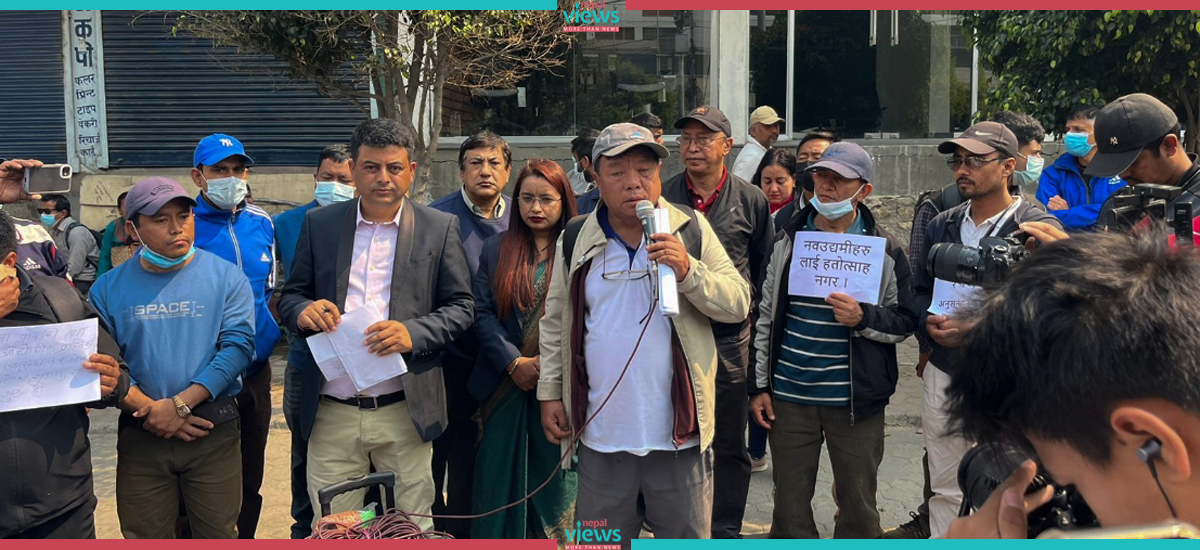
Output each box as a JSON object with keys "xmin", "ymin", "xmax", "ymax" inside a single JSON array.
[{"xmin": 787, "ymin": 233, "xmax": 887, "ymax": 305}]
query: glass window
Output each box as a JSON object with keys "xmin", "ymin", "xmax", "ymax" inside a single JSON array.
[
  {"xmin": 757, "ymin": 10, "xmax": 974, "ymax": 139},
  {"xmin": 441, "ymin": 4, "xmax": 714, "ymax": 136}
]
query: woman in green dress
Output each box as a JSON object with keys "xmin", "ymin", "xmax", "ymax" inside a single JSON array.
[{"xmin": 470, "ymin": 159, "xmax": 578, "ymax": 539}]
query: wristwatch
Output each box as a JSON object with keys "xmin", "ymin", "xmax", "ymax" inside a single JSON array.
[{"xmin": 172, "ymin": 395, "xmax": 191, "ymax": 418}]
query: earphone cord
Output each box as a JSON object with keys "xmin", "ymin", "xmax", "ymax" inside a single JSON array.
[{"xmin": 1146, "ymin": 459, "xmax": 1180, "ymax": 519}]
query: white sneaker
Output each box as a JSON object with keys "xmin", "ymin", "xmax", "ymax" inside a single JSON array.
[{"xmin": 750, "ymin": 455, "xmax": 769, "ymax": 472}]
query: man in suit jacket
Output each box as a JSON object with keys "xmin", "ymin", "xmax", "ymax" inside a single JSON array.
[{"xmin": 279, "ymin": 118, "xmax": 475, "ymax": 530}]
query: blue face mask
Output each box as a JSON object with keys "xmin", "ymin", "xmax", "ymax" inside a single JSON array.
[
  {"xmin": 1013, "ymin": 155, "xmax": 1045, "ymax": 187},
  {"xmin": 809, "ymin": 186, "xmax": 863, "ymax": 221},
  {"xmin": 203, "ymin": 176, "xmax": 248, "ymax": 211},
  {"xmin": 314, "ymin": 181, "xmax": 356, "ymax": 207},
  {"xmin": 132, "ymin": 226, "xmax": 195, "ymax": 269},
  {"xmin": 40, "ymin": 214, "xmax": 56, "ymax": 226},
  {"xmin": 1064, "ymin": 132, "xmax": 1094, "ymax": 158}
]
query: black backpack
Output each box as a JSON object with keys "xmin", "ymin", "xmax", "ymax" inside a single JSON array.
[
  {"xmin": 913, "ymin": 183, "xmax": 964, "ymax": 221},
  {"xmin": 561, "ymin": 206, "xmax": 703, "ymax": 270},
  {"xmin": 65, "ymin": 221, "xmax": 102, "ymax": 268}
]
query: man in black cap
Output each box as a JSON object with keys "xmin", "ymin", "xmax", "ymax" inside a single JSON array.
[
  {"xmin": 1087, "ymin": 93, "xmax": 1200, "ymax": 245},
  {"xmin": 661, "ymin": 106, "xmax": 773, "ymax": 539},
  {"xmin": 912, "ymin": 121, "xmax": 1064, "ymax": 538}
]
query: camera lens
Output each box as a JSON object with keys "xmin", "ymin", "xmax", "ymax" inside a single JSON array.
[{"xmin": 928, "ymin": 242, "xmax": 983, "ymax": 285}]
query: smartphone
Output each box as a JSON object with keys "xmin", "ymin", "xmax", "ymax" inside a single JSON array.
[{"xmin": 23, "ymin": 164, "xmax": 73, "ymax": 194}]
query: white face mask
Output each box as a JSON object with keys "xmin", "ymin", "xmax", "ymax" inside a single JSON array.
[
  {"xmin": 314, "ymin": 181, "xmax": 356, "ymax": 207},
  {"xmin": 568, "ymin": 159, "xmax": 593, "ymax": 195},
  {"xmin": 809, "ymin": 186, "xmax": 863, "ymax": 221},
  {"xmin": 204, "ymin": 176, "xmax": 248, "ymax": 211}
]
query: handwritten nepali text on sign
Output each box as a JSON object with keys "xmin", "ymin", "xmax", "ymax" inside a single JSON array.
[
  {"xmin": 788, "ymin": 233, "xmax": 887, "ymax": 305},
  {"xmin": 0, "ymin": 318, "xmax": 100, "ymax": 413},
  {"xmin": 928, "ymin": 279, "xmax": 982, "ymax": 316}
]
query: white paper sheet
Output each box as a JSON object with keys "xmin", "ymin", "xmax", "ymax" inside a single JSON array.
[
  {"xmin": 787, "ymin": 233, "xmax": 888, "ymax": 305},
  {"xmin": 928, "ymin": 279, "xmax": 982, "ymax": 316},
  {"xmin": 0, "ymin": 318, "xmax": 100, "ymax": 413},
  {"xmin": 327, "ymin": 307, "xmax": 408, "ymax": 392},
  {"xmin": 306, "ymin": 331, "xmax": 349, "ymax": 384}
]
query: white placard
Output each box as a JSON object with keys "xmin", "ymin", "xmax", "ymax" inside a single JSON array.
[
  {"xmin": 787, "ymin": 233, "xmax": 888, "ymax": 304},
  {"xmin": 928, "ymin": 279, "xmax": 982, "ymax": 316},
  {"xmin": 0, "ymin": 318, "xmax": 100, "ymax": 413}
]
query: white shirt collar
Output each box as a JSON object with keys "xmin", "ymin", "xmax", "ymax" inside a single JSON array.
[{"xmin": 356, "ymin": 198, "xmax": 403, "ymax": 226}]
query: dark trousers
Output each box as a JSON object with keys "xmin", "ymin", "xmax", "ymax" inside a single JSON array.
[
  {"xmin": 116, "ymin": 414, "xmax": 242, "ymax": 538},
  {"xmin": 6, "ymin": 496, "xmax": 97, "ymax": 539},
  {"xmin": 768, "ymin": 401, "xmax": 885, "ymax": 539},
  {"xmin": 577, "ymin": 445, "xmax": 713, "ymax": 547},
  {"xmin": 711, "ymin": 328, "xmax": 752, "ymax": 538},
  {"xmin": 283, "ymin": 350, "xmax": 313, "ymax": 539},
  {"xmin": 289, "ymin": 419, "xmax": 313, "ymax": 538},
  {"xmin": 431, "ymin": 354, "xmax": 478, "ymax": 538},
  {"xmin": 747, "ymin": 416, "xmax": 769, "ymax": 459},
  {"xmin": 235, "ymin": 363, "xmax": 272, "ymax": 538}
]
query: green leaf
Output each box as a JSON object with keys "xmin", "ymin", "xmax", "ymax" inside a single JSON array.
[{"xmin": 1051, "ymin": 59, "xmax": 1057, "ymax": 68}]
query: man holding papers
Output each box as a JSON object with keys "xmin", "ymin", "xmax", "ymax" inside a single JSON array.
[
  {"xmin": 279, "ymin": 118, "xmax": 474, "ymax": 530},
  {"xmin": 0, "ymin": 210, "xmax": 128, "ymax": 538},
  {"xmin": 750, "ymin": 142, "xmax": 918, "ymax": 538},
  {"xmin": 912, "ymin": 122, "xmax": 1063, "ymax": 537},
  {"xmin": 89, "ymin": 177, "xmax": 256, "ymax": 539}
]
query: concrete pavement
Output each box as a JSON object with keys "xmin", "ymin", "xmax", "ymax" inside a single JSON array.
[{"xmin": 88, "ymin": 339, "xmax": 928, "ymax": 539}]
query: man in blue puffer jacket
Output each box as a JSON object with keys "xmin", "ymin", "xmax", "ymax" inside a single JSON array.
[
  {"xmin": 1036, "ymin": 105, "xmax": 1127, "ymax": 230},
  {"xmin": 189, "ymin": 133, "xmax": 280, "ymax": 539}
]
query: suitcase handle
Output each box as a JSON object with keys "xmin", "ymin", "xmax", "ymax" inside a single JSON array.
[{"xmin": 318, "ymin": 471, "xmax": 397, "ymax": 518}]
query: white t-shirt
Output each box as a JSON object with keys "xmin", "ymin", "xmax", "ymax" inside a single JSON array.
[
  {"xmin": 581, "ymin": 235, "xmax": 699, "ymax": 455},
  {"xmin": 732, "ymin": 138, "xmax": 769, "ymax": 183}
]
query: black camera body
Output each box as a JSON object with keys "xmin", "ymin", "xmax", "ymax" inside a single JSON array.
[
  {"xmin": 958, "ymin": 444, "xmax": 1099, "ymax": 538},
  {"xmin": 1100, "ymin": 183, "xmax": 1194, "ymax": 245},
  {"xmin": 927, "ymin": 231, "xmax": 1032, "ymax": 286}
]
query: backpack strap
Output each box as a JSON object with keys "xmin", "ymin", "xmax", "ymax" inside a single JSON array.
[
  {"xmin": 562, "ymin": 206, "xmax": 703, "ymax": 269},
  {"xmin": 65, "ymin": 221, "xmax": 99, "ymax": 269},
  {"xmin": 561, "ymin": 214, "xmax": 589, "ymax": 272},
  {"xmin": 677, "ymin": 205, "xmax": 703, "ymax": 259}
]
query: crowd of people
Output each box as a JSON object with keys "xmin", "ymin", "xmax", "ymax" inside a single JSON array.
[{"xmin": 2, "ymin": 90, "xmax": 1200, "ymax": 542}]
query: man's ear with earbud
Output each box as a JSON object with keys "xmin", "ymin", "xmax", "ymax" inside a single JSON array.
[{"xmin": 1111, "ymin": 406, "xmax": 1192, "ymax": 484}]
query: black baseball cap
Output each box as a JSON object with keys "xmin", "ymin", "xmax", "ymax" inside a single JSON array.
[
  {"xmin": 1086, "ymin": 93, "xmax": 1179, "ymax": 177},
  {"xmin": 938, "ymin": 121, "xmax": 1019, "ymax": 159},
  {"xmin": 674, "ymin": 105, "xmax": 732, "ymax": 136}
]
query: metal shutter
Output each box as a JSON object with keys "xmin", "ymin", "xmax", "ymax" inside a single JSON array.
[
  {"xmin": 0, "ymin": 11, "xmax": 67, "ymax": 163},
  {"xmin": 102, "ymin": 11, "xmax": 368, "ymax": 166}
]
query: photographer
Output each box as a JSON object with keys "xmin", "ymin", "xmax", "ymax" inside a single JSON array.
[
  {"xmin": 1085, "ymin": 93, "xmax": 1200, "ymax": 246},
  {"xmin": 913, "ymin": 121, "xmax": 1065, "ymax": 538},
  {"xmin": 944, "ymin": 228, "xmax": 1200, "ymax": 538}
]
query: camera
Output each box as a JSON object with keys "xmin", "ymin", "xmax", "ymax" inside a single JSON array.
[
  {"xmin": 958, "ymin": 443, "xmax": 1099, "ymax": 538},
  {"xmin": 927, "ymin": 230, "xmax": 1031, "ymax": 285}
]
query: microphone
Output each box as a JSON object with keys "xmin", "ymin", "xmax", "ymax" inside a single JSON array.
[{"xmin": 636, "ymin": 200, "xmax": 680, "ymax": 317}]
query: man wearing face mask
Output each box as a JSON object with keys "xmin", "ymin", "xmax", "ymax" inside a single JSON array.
[
  {"xmin": 913, "ymin": 122, "xmax": 1063, "ymax": 538},
  {"xmin": 1036, "ymin": 105, "xmax": 1127, "ymax": 231},
  {"xmin": 569, "ymin": 129, "xmax": 600, "ymax": 197},
  {"xmin": 750, "ymin": 142, "xmax": 918, "ymax": 538},
  {"xmin": 774, "ymin": 130, "xmax": 838, "ymax": 231},
  {"xmin": 271, "ymin": 143, "xmax": 354, "ymax": 538},
  {"xmin": 90, "ymin": 177, "xmax": 255, "ymax": 538},
  {"xmin": 189, "ymin": 133, "xmax": 280, "ymax": 539},
  {"xmin": 275, "ymin": 144, "xmax": 355, "ymax": 278}
]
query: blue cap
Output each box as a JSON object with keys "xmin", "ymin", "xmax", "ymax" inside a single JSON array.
[
  {"xmin": 193, "ymin": 133, "xmax": 253, "ymax": 167},
  {"xmin": 807, "ymin": 142, "xmax": 874, "ymax": 183}
]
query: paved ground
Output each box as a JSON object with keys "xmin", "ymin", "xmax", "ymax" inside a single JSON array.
[{"xmin": 89, "ymin": 339, "xmax": 927, "ymax": 539}]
